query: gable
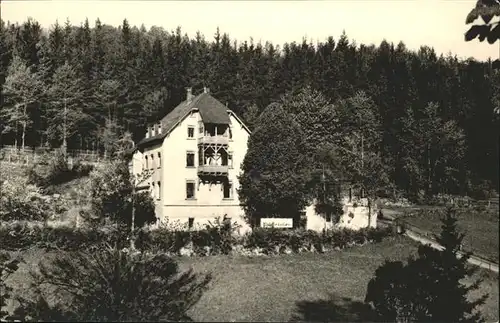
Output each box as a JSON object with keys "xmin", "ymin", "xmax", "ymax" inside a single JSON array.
[
  {"xmin": 197, "ymin": 95, "xmax": 231, "ymax": 124},
  {"xmin": 138, "ymin": 92, "xmax": 248, "ymax": 148}
]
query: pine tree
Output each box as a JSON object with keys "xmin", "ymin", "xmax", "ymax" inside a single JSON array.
[
  {"xmin": 1, "ymin": 55, "xmax": 43, "ymax": 149},
  {"xmin": 17, "ymin": 18, "xmax": 42, "ymax": 68},
  {"xmin": 365, "ymin": 207, "xmax": 488, "ymax": 322},
  {"xmin": 415, "ymin": 207, "xmax": 488, "ymax": 322},
  {"xmin": 241, "ymin": 103, "xmax": 260, "ymax": 131},
  {"xmin": 45, "ymin": 62, "xmax": 88, "ymax": 149}
]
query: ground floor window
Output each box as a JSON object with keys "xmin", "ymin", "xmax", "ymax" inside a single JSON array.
[
  {"xmin": 186, "ymin": 181, "xmax": 196, "ymax": 199},
  {"xmin": 223, "ymin": 180, "xmax": 233, "ymax": 199}
]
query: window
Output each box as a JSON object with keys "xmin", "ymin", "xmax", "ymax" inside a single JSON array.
[
  {"xmin": 150, "ymin": 154, "xmax": 154, "ymax": 170},
  {"xmin": 223, "ymin": 181, "xmax": 233, "ymax": 199},
  {"xmin": 228, "ymin": 153, "xmax": 233, "ymax": 168},
  {"xmin": 157, "ymin": 181, "xmax": 161, "ymax": 200},
  {"xmin": 187, "ymin": 126, "xmax": 195, "ymax": 138},
  {"xmin": 199, "ymin": 122, "xmax": 204, "ymax": 134},
  {"xmin": 158, "ymin": 123, "xmax": 162, "ymax": 134},
  {"xmin": 186, "ymin": 152, "xmax": 195, "ymax": 167},
  {"xmin": 145, "ymin": 156, "xmax": 148, "ymax": 170},
  {"xmin": 151, "ymin": 182, "xmax": 156, "ymax": 199},
  {"xmin": 186, "ymin": 181, "xmax": 195, "ymax": 199},
  {"xmin": 157, "ymin": 152, "xmax": 161, "ymax": 168},
  {"xmin": 188, "ymin": 217, "xmax": 194, "ymax": 228}
]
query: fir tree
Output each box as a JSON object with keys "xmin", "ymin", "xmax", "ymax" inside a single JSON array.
[
  {"xmin": 365, "ymin": 207, "xmax": 488, "ymax": 322},
  {"xmin": 238, "ymin": 103, "xmax": 310, "ymax": 228}
]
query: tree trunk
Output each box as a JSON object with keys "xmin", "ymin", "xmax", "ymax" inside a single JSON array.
[
  {"xmin": 367, "ymin": 197, "xmax": 372, "ymax": 228},
  {"xmin": 21, "ymin": 103, "xmax": 27, "ymax": 150},
  {"xmin": 21, "ymin": 122, "xmax": 26, "ymax": 150},
  {"xmin": 62, "ymin": 97, "xmax": 67, "ymax": 154},
  {"xmin": 427, "ymin": 143, "xmax": 432, "ymax": 196}
]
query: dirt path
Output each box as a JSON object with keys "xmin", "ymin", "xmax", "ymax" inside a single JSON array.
[{"xmin": 379, "ymin": 208, "xmax": 499, "ymax": 273}]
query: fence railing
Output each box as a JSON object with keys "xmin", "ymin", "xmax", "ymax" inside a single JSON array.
[{"xmin": 0, "ymin": 145, "xmax": 109, "ymax": 164}]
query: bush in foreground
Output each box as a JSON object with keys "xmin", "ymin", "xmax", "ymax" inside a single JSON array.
[
  {"xmin": 1, "ymin": 252, "xmax": 20, "ymax": 321},
  {"xmin": 12, "ymin": 245, "xmax": 212, "ymax": 322},
  {"xmin": 365, "ymin": 207, "xmax": 488, "ymax": 322}
]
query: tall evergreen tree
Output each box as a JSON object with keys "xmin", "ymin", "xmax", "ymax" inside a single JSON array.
[
  {"xmin": 238, "ymin": 103, "xmax": 310, "ymax": 227},
  {"xmin": 1, "ymin": 55, "xmax": 43, "ymax": 149},
  {"xmin": 365, "ymin": 208, "xmax": 488, "ymax": 322},
  {"xmin": 45, "ymin": 62, "xmax": 88, "ymax": 148}
]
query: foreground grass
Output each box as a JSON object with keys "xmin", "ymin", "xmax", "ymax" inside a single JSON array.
[
  {"xmin": 4, "ymin": 235, "xmax": 497, "ymax": 322},
  {"xmin": 395, "ymin": 207, "xmax": 499, "ymax": 263}
]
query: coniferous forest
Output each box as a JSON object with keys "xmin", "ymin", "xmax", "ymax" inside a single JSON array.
[{"xmin": 0, "ymin": 18, "xmax": 499, "ymax": 200}]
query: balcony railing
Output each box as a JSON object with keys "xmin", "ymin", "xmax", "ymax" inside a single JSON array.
[
  {"xmin": 198, "ymin": 135, "xmax": 229, "ymax": 146},
  {"xmin": 197, "ymin": 165, "xmax": 229, "ymax": 176}
]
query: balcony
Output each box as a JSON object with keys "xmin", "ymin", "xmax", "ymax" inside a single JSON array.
[
  {"xmin": 197, "ymin": 165, "xmax": 229, "ymax": 176},
  {"xmin": 198, "ymin": 135, "xmax": 229, "ymax": 146}
]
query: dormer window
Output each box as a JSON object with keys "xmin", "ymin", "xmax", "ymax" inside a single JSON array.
[{"xmin": 158, "ymin": 123, "xmax": 162, "ymax": 134}]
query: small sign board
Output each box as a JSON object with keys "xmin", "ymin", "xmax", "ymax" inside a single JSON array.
[{"xmin": 260, "ymin": 218, "xmax": 293, "ymax": 229}]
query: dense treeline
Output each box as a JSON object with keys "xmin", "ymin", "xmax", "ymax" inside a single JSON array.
[{"xmin": 0, "ymin": 18, "xmax": 498, "ymax": 198}]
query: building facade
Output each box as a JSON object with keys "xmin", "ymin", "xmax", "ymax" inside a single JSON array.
[{"xmin": 131, "ymin": 87, "xmax": 251, "ymax": 231}]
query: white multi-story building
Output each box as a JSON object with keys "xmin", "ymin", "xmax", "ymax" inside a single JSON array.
[{"xmin": 131, "ymin": 87, "xmax": 251, "ymax": 230}]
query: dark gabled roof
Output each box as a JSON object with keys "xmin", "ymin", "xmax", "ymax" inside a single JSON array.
[
  {"xmin": 197, "ymin": 94, "xmax": 231, "ymax": 124},
  {"xmin": 138, "ymin": 92, "xmax": 231, "ymax": 147}
]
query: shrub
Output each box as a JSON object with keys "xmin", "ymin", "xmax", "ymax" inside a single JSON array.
[
  {"xmin": 136, "ymin": 217, "xmax": 239, "ymax": 256},
  {"xmin": 243, "ymin": 227, "xmax": 393, "ymax": 255},
  {"xmin": 89, "ymin": 161, "xmax": 156, "ymax": 228},
  {"xmin": 13, "ymin": 246, "xmax": 212, "ymax": 322},
  {"xmin": 70, "ymin": 159, "xmax": 94, "ymax": 177},
  {"xmin": 0, "ymin": 222, "xmax": 129, "ymax": 252},
  {"xmin": 135, "ymin": 228, "xmax": 191, "ymax": 255},
  {"xmin": 0, "ymin": 176, "xmax": 49, "ymax": 222},
  {"xmin": 191, "ymin": 217, "xmax": 239, "ymax": 255},
  {"xmin": 0, "ymin": 221, "xmax": 394, "ymax": 256},
  {"xmin": 244, "ymin": 227, "xmax": 278, "ymax": 253},
  {"xmin": 26, "ymin": 150, "xmax": 93, "ymax": 191},
  {"xmin": 27, "ymin": 149, "xmax": 71, "ymax": 188}
]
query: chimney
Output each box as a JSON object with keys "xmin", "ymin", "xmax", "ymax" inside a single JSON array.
[
  {"xmin": 186, "ymin": 87, "xmax": 193, "ymax": 102},
  {"xmin": 204, "ymin": 87, "xmax": 210, "ymax": 94}
]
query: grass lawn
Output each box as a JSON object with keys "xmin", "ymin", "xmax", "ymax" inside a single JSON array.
[
  {"xmin": 393, "ymin": 207, "xmax": 499, "ymax": 263},
  {"xmin": 4, "ymin": 235, "xmax": 498, "ymax": 322}
]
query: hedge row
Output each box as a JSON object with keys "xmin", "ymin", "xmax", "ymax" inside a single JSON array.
[{"xmin": 0, "ymin": 222, "xmax": 394, "ymax": 256}]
